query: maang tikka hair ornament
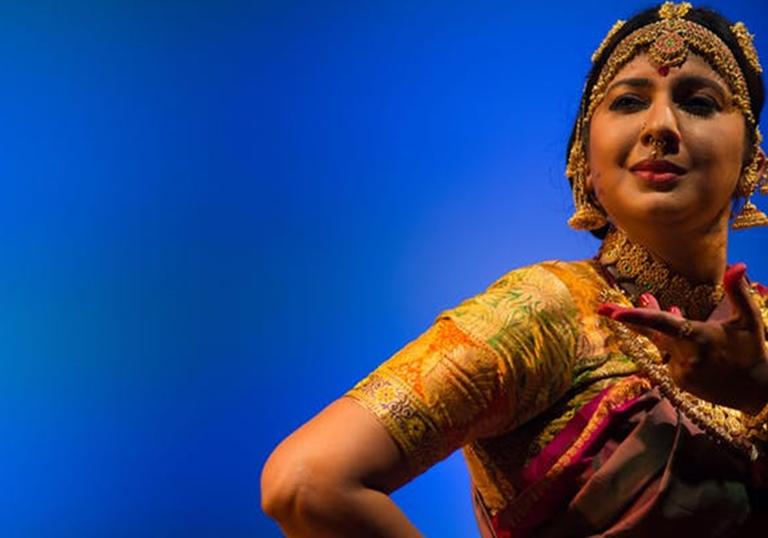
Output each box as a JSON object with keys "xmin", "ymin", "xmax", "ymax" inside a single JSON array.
[{"xmin": 567, "ymin": 1, "xmax": 768, "ymax": 231}]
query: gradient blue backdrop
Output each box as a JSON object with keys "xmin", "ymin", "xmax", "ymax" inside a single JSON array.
[{"xmin": 2, "ymin": 1, "xmax": 766, "ymax": 536}]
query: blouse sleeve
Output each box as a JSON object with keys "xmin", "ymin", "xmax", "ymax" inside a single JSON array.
[{"xmin": 345, "ymin": 264, "xmax": 580, "ymax": 474}]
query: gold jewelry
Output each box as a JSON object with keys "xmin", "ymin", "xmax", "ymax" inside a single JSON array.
[
  {"xmin": 567, "ymin": 119, "xmax": 608, "ymax": 231},
  {"xmin": 572, "ymin": 3, "xmax": 767, "ymax": 232},
  {"xmin": 596, "ymin": 229, "xmax": 765, "ymax": 457},
  {"xmin": 742, "ymin": 398, "xmax": 768, "ymax": 443},
  {"xmin": 649, "ymin": 137, "xmax": 666, "ymax": 159},
  {"xmin": 588, "ymin": 2, "xmax": 758, "ymax": 121},
  {"xmin": 568, "ymin": 175, "xmax": 608, "ymax": 230},
  {"xmin": 677, "ymin": 319, "xmax": 694, "ymax": 338},
  {"xmin": 591, "ymin": 20, "xmax": 626, "ymax": 63},
  {"xmin": 585, "ymin": 9, "xmax": 757, "ymax": 125},
  {"xmin": 743, "ymin": 399, "xmax": 768, "ymax": 428},
  {"xmin": 599, "ymin": 227, "xmax": 724, "ymax": 320},
  {"xmin": 737, "ymin": 128, "xmax": 763, "ymax": 198},
  {"xmin": 658, "ymin": 1, "xmax": 692, "ymax": 20},
  {"xmin": 595, "ymin": 289, "xmax": 763, "ymax": 460},
  {"xmin": 762, "ymin": 167, "xmax": 768, "ymax": 196},
  {"xmin": 733, "ymin": 128, "xmax": 768, "ymax": 229},
  {"xmin": 731, "ymin": 21, "xmax": 762, "ymax": 74},
  {"xmin": 588, "ymin": 1, "xmax": 692, "ymax": 67},
  {"xmin": 732, "ymin": 200, "xmax": 768, "ymax": 230}
]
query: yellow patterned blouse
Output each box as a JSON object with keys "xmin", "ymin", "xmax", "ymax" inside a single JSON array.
[{"xmin": 346, "ymin": 259, "xmax": 768, "ymax": 519}]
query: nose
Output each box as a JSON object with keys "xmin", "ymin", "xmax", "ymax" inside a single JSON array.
[{"xmin": 639, "ymin": 97, "xmax": 681, "ymax": 156}]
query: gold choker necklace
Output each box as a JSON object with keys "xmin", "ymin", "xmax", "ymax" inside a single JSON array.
[{"xmin": 598, "ymin": 228, "xmax": 724, "ymax": 320}]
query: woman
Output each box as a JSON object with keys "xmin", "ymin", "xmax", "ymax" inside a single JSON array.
[{"xmin": 261, "ymin": 3, "xmax": 768, "ymax": 536}]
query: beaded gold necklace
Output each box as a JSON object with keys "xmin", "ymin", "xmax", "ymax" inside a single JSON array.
[{"xmin": 598, "ymin": 227, "xmax": 724, "ymax": 320}]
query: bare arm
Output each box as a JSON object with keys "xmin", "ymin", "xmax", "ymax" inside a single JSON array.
[
  {"xmin": 261, "ymin": 397, "xmax": 422, "ymax": 537},
  {"xmin": 261, "ymin": 272, "xmax": 580, "ymax": 536}
]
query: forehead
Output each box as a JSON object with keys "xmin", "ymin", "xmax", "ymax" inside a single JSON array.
[{"xmin": 610, "ymin": 52, "xmax": 731, "ymax": 92}]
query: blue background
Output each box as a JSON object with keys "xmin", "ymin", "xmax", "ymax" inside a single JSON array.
[{"xmin": 1, "ymin": 1, "xmax": 766, "ymax": 536}]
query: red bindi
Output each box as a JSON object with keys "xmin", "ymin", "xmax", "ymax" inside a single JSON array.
[{"xmin": 658, "ymin": 65, "xmax": 670, "ymax": 76}]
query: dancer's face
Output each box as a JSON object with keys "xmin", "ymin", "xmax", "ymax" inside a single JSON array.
[{"xmin": 587, "ymin": 52, "xmax": 750, "ymax": 234}]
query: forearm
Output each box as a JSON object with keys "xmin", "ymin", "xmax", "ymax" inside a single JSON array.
[{"xmin": 267, "ymin": 482, "xmax": 422, "ymax": 538}]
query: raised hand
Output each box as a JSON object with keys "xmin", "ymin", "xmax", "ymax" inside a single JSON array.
[{"xmin": 597, "ymin": 263, "xmax": 768, "ymax": 414}]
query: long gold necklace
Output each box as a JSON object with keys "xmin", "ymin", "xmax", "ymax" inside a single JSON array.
[{"xmin": 598, "ymin": 227, "xmax": 724, "ymax": 320}]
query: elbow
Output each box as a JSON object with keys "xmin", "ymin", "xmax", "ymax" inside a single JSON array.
[
  {"xmin": 260, "ymin": 475, "xmax": 287, "ymax": 520},
  {"xmin": 260, "ymin": 445, "xmax": 335, "ymax": 525},
  {"xmin": 260, "ymin": 448, "xmax": 302, "ymax": 520}
]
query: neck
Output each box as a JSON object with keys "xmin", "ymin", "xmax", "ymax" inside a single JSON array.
[
  {"xmin": 599, "ymin": 215, "xmax": 730, "ymax": 320},
  {"xmin": 621, "ymin": 218, "xmax": 729, "ymax": 286}
]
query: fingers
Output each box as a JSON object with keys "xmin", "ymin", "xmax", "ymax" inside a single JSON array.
[
  {"xmin": 597, "ymin": 304, "xmax": 622, "ymax": 317},
  {"xmin": 611, "ymin": 308, "xmax": 683, "ymax": 336},
  {"xmin": 723, "ymin": 262, "xmax": 746, "ymax": 290},
  {"xmin": 598, "ymin": 303, "xmax": 700, "ymax": 341},
  {"xmin": 597, "ymin": 304, "xmax": 653, "ymax": 339},
  {"xmin": 724, "ymin": 263, "xmax": 763, "ymax": 330},
  {"xmin": 638, "ymin": 293, "xmax": 660, "ymax": 310}
]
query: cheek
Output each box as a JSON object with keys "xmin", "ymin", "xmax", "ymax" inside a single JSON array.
[
  {"xmin": 588, "ymin": 115, "xmax": 638, "ymax": 170},
  {"xmin": 592, "ymin": 171, "xmax": 606, "ymax": 196},
  {"xmin": 683, "ymin": 127, "xmax": 744, "ymax": 202},
  {"xmin": 685, "ymin": 120, "xmax": 746, "ymax": 176}
]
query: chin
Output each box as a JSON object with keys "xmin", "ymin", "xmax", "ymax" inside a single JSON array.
[{"xmin": 633, "ymin": 198, "xmax": 726, "ymax": 230}]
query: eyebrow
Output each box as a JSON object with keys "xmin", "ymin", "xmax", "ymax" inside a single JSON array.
[
  {"xmin": 675, "ymin": 75, "xmax": 728, "ymax": 99},
  {"xmin": 606, "ymin": 77, "xmax": 653, "ymax": 93},
  {"xmin": 606, "ymin": 75, "xmax": 728, "ymax": 99}
]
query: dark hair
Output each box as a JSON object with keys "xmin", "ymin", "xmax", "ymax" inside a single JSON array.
[{"xmin": 567, "ymin": 4, "xmax": 766, "ymax": 239}]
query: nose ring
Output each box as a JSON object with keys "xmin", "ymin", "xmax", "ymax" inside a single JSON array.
[{"xmin": 650, "ymin": 137, "xmax": 666, "ymax": 159}]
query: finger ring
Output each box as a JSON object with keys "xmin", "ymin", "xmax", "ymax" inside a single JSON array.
[{"xmin": 678, "ymin": 320, "xmax": 694, "ymax": 338}]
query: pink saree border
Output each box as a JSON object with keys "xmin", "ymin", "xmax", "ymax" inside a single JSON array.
[{"xmin": 491, "ymin": 376, "xmax": 653, "ymax": 536}]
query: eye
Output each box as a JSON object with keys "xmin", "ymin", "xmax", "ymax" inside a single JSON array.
[
  {"xmin": 608, "ymin": 94, "xmax": 647, "ymax": 112},
  {"xmin": 680, "ymin": 95, "xmax": 721, "ymax": 117}
]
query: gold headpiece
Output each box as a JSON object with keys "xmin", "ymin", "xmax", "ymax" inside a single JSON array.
[
  {"xmin": 591, "ymin": 20, "xmax": 626, "ymax": 63},
  {"xmin": 568, "ymin": 2, "xmax": 767, "ymax": 230},
  {"xmin": 658, "ymin": 1, "xmax": 691, "ymax": 20},
  {"xmin": 731, "ymin": 21, "xmax": 762, "ymax": 75}
]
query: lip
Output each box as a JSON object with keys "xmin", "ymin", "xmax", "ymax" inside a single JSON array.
[
  {"xmin": 630, "ymin": 159, "xmax": 687, "ymax": 174},
  {"xmin": 629, "ymin": 159, "xmax": 686, "ymax": 189}
]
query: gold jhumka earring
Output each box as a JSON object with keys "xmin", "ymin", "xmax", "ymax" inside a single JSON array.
[
  {"xmin": 567, "ymin": 126, "xmax": 609, "ymax": 231},
  {"xmin": 732, "ymin": 129, "xmax": 768, "ymax": 229},
  {"xmin": 729, "ymin": 20, "xmax": 768, "ymax": 229}
]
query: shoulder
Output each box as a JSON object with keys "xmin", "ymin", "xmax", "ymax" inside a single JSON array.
[
  {"xmin": 436, "ymin": 260, "xmax": 601, "ymax": 346},
  {"xmin": 439, "ymin": 260, "xmax": 601, "ymax": 321},
  {"xmin": 480, "ymin": 259, "xmax": 603, "ymax": 298}
]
